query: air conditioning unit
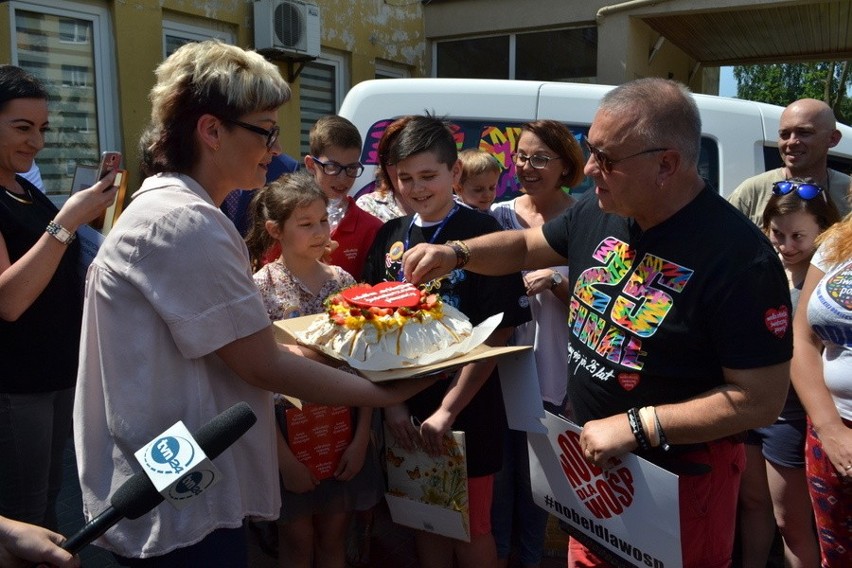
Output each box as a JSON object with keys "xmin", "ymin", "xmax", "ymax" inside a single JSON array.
[{"xmin": 254, "ymin": 0, "xmax": 321, "ymax": 59}]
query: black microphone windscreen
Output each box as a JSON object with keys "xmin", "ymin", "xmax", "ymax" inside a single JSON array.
[
  {"xmin": 194, "ymin": 401, "xmax": 257, "ymax": 459},
  {"xmin": 109, "ymin": 402, "xmax": 257, "ymax": 519}
]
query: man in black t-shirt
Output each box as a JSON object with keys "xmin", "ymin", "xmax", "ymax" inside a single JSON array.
[{"xmin": 402, "ymin": 78, "xmax": 792, "ymax": 568}]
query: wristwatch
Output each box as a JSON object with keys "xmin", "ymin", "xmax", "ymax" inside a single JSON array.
[
  {"xmin": 550, "ymin": 271, "xmax": 563, "ymax": 290},
  {"xmin": 45, "ymin": 220, "xmax": 76, "ymax": 245}
]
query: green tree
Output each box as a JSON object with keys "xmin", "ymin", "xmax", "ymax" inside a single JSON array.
[{"xmin": 733, "ymin": 62, "xmax": 852, "ymax": 124}]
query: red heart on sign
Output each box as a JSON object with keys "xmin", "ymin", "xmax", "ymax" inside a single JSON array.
[{"xmin": 341, "ymin": 282, "xmax": 421, "ymax": 308}]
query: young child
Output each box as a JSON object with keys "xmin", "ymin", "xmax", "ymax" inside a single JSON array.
[
  {"xmin": 454, "ymin": 148, "xmax": 501, "ymax": 212},
  {"xmin": 737, "ymin": 178, "xmax": 840, "ymax": 568},
  {"xmin": 304, "ymin": 115, "xmax": 383, "ymax": 278},
  {"xmin": 362, "ymin": 115, "xmax": 530, "ymax": 568},
  {"xmin": 246, "ymin": 171, "xmax": 383, "ymax": 568}
]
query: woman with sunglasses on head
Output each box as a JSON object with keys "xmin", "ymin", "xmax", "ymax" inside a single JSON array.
[
  {"xmin": 0, "ymin": 65, "xmax": 117, "ymax": 531},
  {"xmin": 489, "ymin": 119, "xmax": 585, "ymax": 568},
  {"xmin": 737, "ymin": 178, "xmax": 839, "ymax": 568},
  {"xmin": 791, "ymin": 183, "xmax": 852, "ymax": 567},
  {"xmin": 73, "ymin": 41, "xmax": 431, "ymax": 567}
]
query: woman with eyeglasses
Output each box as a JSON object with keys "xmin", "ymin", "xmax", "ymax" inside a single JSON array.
[
  {"xmin": 489, "ymin": 119, "xmax": 585, "ymax": 568},
  {"xmin": 791, "ymin": 185, "xmax": 852, "ymax": 567},
  {"xmin": 73, "ymin": 41, "xmax": 431, "ymax": 567},
  {"xmin": 737, "ymin": 178, "xmax": 839, "ymax": 568},
  {"xmin": 0, "ymin": 65, "xmax": 117, "ymax": 532}
]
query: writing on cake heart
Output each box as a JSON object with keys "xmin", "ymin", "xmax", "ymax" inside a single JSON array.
[{"xmin": 341, "ymin": 282, "xmax": 422, "ymax": 309}]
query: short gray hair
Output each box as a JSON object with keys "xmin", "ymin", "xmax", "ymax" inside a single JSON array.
[{"xmin": 599, "ymin": 78, "xmax": 701, "ymax": 166}]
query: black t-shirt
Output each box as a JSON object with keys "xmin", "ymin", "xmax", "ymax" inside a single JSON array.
[
  {"xmin": 0, "ymin": 177, "xmax": 83, "ymax": 393},
  {"xmin": 542, "ymin": 187, "xmax": 793, "ymax": 429},
  {"xmin": 363, "ymin": 205, "xmax": 531, "ymax": 476}
]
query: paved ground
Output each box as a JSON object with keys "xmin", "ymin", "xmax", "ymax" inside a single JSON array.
[{"xmin": 56, "ymin": 436, "xmax": 568, "ymax": 567}]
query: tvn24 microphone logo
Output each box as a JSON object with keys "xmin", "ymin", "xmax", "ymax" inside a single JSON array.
[
  {"xmin": 168, "ymin": 470, "xmax": 218, "ymax": 501},
  {"xmin": 142, "ymin": 435, "xmax": 197, "ymax": 475}
]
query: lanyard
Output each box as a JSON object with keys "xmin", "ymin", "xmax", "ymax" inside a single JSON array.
[{"xmin": 397, "ymin": 204, "xmax": 460, "ymax": 281}]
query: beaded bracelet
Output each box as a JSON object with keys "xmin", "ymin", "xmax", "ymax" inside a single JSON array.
[
  {"xmin": 626, "ymin": 407, "xmax": 651, "ymax": 452},
  {"xmin": 446, "ymin": 240, "xmax": 470, "ymax": 269}
]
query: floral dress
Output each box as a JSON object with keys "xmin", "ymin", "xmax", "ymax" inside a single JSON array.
[
  {"xmin": 252, "ymin": 259, "xmax": 383, "ymax": 520},
  {"xmin": 253, "ymin": 259, "xmax": 355, "ymax": 321}
]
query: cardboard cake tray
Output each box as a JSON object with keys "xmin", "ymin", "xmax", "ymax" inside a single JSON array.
[{"xmin": 273, "ymin": 314, "xmax": 530, "ymax": 383}]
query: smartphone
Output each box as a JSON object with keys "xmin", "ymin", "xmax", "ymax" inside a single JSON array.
[{"xmin": 97, "ymin": 151, "xmax": 122, "ymax": 181}]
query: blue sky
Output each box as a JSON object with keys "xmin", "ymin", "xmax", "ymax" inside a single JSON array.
[{"xmin": 719, "ymin": 66, "xmax": 736, "ymax": 98}]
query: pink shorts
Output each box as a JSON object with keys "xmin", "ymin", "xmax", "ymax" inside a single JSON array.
[
  {"xmin": 468, "ymin": 474, "xmax": 494, "ymax": 537},
  {"xmin": 568, "ymin": 438, "xmax": 745, "ymax": 568}
]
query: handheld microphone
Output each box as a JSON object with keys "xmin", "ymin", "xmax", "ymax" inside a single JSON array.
[{"xmin": 61, "ymin": 401, "xmax": 257, "ymax": 554}]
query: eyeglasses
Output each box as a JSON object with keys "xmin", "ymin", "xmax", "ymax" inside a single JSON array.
[
  {"xmin": 772, "ymin": 180, "xmax": 824, "ymax": 200},
  {"xmin": 511, "ymin": 152, "xmax": 561, "ymax": 170},
  {"xmin": 222, "ymin": 118, "xmax": 279, "ymax": 149},
  {"xmin": 585, "ymin": 141, "xmax": 668, "ymax": 174},
  {"xmin": 310, "ymin": 156, "xmax": 364, "ymax": 178}
]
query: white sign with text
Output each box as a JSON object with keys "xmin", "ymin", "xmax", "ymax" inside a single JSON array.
[{"xmin": 529, "ymin": 412, "xmax": 682, "ymax": 568}]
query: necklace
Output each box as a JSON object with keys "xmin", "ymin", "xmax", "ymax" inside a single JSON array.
[{"xmin": 3, "ymin": 184, "xmax": 32, "ymax": 205}]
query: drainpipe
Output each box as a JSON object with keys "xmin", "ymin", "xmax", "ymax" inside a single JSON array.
[{"xmin": 596, "ymin": 0, "xmax": 675, "ymax": 23}]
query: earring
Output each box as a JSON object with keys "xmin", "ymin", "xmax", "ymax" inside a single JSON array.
[{"xmin": 213, "ymin": 144, "xmax": 220, "ymax": 152}]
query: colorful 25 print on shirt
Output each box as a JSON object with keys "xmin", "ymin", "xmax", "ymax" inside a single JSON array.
[{"xmin": 568, "ymin": 237, "xmax": 693, "ymax": 384}]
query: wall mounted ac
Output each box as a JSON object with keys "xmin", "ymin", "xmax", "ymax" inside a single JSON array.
[{"xmin": 254, "ymin": 0, "xmax": 321, "ymax": 59}]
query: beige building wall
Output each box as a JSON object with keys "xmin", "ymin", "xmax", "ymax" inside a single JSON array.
[{"xmin": 0, "ymin": 0, "xmax": 425, "ymax": 197}]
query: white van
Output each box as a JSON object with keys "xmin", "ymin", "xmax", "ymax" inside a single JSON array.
[{"xmin": 339, "ymin": 78, "xmax": 852, "ymax": 201}]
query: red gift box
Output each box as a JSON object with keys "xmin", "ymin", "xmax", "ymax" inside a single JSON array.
[{"xmin": 285, "ymin": 404, "xmax": 353, "ymax": 480}]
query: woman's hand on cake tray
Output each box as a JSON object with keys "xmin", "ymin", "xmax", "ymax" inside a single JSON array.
[
  {"xmin": 402, "ymin": 242, "xmax": 456, "ymax": 285},
  {"xmin": 385, "ymin": 404, "xmax": 419, "ymax": 452},
  {"xmin": 419, "ymin": 408, "xmax": 453, "ymax": 457}
]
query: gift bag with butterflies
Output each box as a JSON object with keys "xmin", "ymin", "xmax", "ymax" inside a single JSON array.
[{"xmin": 383, "ymin": 424, "xmax": 470, "ymax": 541}]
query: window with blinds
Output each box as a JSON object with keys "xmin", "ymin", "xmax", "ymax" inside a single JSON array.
[
  {"xmin": 15, "ymin": 9, "xmax": 99, "ymax": 195},
  {"xmin": 299, "ymin": 61, "xmax": 338, "ymax": 156}
]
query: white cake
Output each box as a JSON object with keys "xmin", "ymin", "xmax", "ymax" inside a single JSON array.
[{"xmin": 297, "ymin": 283, "xmax": 473, "ymax": 363}]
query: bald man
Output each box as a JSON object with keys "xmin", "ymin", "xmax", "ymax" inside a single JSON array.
[{"xmin": 729, "ymin": 98, "xmax": 851, "ymax": 224}]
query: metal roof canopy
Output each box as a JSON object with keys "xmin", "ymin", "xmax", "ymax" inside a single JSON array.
[{"xmin": 639, "ymin": 0, "xmax": 852, "ymax": 66}]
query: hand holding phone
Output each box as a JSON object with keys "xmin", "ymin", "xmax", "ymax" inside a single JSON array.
[{"xmin": 98, "ymin": 151, "xmax": 122, "ymax": 183}]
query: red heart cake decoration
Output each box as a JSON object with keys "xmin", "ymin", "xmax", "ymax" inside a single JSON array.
[{"xmin": 341, "ymin": 282, "xmax": 421, "ymax": 308}]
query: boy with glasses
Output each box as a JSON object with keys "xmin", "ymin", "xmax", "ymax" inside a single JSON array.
[{"xmin": 304, "ymin": 115, "xmax": 382, "ymax": 278}]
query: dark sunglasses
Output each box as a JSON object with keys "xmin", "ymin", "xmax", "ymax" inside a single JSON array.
[
  {"xmin": 585, "ymin": 141, "xmax": 668, "ymax": 174},
  {"xmin": 771, "ymin": 180, "xmax": 824, "ymax": 200},
  {"xmin": 222, "ymin": 118, "xmax": 279, "ymax": 149}
]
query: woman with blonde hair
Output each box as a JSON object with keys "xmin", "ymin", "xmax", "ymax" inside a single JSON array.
[
  {"xmin": 791, "ymin": 187, "xmax": 852, "ymax": 567},
  {"xmin": 73, "ymin": 41, "xmax": 429, "ymax": 567}
]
